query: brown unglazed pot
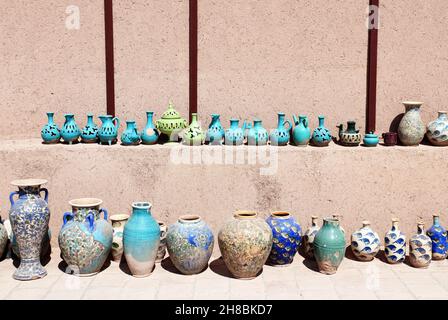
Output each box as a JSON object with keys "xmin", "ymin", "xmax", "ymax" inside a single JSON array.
[{"xmin": 218, "ymin": 211, "xmax": 272, "ymax": 279}]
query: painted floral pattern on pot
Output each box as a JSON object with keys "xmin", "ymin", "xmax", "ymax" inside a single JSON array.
[
  {"xmin": 156, "ymin": 221, "xmax": 167, "ymax": 263},
  {"xmin": 426, "ymin": 111, "xmax": 448, "ymax": 146},
  {"xmin": 384, "ymin": 218, "xmax": 406, "ymax": 264},
  {"xmin": 166, "ymin": 215, "xmax": 214, "ymax": 274},
  {"xmin": 218, "ymin": 211, "xmax": 272, "ymax": 279},
  {"xmin": 266, "ymin": 212, "xmax": 301, "ymax": 266},
  {"xmin": 303, "ymin": 216, "xmax": 320, "ymax": 259},
  {"xmin": 110, "ymin": 214, "xmax": 129, "ymax": 263},
  {"xmin": 410, "ymin": 222, "xmax": 432, "ymax": 268},
  {"xmin": 10, "ymin": 227, "xmax": 51, "ymax": 262},
  {"xmin": 398, "ymin": 101, "xmax": 425, "ymax": 146},
  {"xmin": 41, "ymin": 112, "xmax": 61, "ymax": 144},
  {"xmin": 426, "ymin": 214, "xmax": 447, "ymax": 260},
  {"xmin": 9, "ymin": 179, "xmax": 50, "ymax": 280},
  {"xmin": 350, "ymin": 221, "xmax": 380, "ymax": 261}
]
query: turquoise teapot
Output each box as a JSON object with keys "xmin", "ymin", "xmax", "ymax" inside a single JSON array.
[{"xmin": 98, "ymin": 115, "xmax": 120, "ymax": 145}]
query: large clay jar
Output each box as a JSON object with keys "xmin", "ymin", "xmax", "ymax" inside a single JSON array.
[
  {"xmin": 269, "ymin": 113, "xmax": 292, "ymax": 146},
  {"xmin": 218, "ymin": 211, "xmax": 272, "ymax": 279},
  {"xmin": 313, "ymin": 218, "xmax": 346, "ymax": 275},
  {"xmin": 9, "ymin": 179, "xmax": 50, "ymax": 280},
  {"xmin": 41, "ymin": 112, "xmax": 61, "ymax": 144},
  {"xmin": 410, "ymin": 222, "xmax": 432, "ymax": 268},
  {"xmin": 156, "ymin": 221, "xmax": 167, "ymax": 263},
  {"xmin": 303, "ymin": 216, "xmax": 320, "ymax": 259},
  {"xmin": 0, "ymin": 217, "xmax": 8, "ymax": 258},
  {"xmin": 398, "ymin": 101, "xmax": 425, "ymax": 146},
  {"xmin": 183, "ymin": 113, "xmax": 205, "ymax": 146},
  {"xmin": 58, "ymin": 198, "xmax": 113, "ymax": 276},
  {"xmin": 350, "ymin": 221, "xmax": 380, "ymax": 261},
  {"xmin": 292, "ymin": 115, "xmax": 311, "ymax": 147},
  {"xmin": 426, "ymin": 214, "xmax": 447, "ymax": 260},
  {"xmin": 110, "ymin": 214, "xmax": 129, "ymax": 263},
  {"xmin": 247, "ymin": 120, "xmax": 269, "ymax": 146},
  {"xmin": 166, "ymin": 215, "xmax": 214, "ymax": 274},
  {"xmin": 384, "ymin": 218, "xmax": 406, "ymax": 264},
  {"xmin": 266, "ymin": 212, "xmax": 301, "ymax": 266},
  {"xmin": 123, "ymin": 202, "xmax": 160, "ymax": 277},
  {"xmin": 140, "ymin": 111, "xmax": 159, "ymax": 145},
  {"xmin": 206, "ymin": 114, "xmax": 225, "ymax": 145},
  {"xmin": 426, "ymin": 111, "xmax": 448, "ymax": 146}
]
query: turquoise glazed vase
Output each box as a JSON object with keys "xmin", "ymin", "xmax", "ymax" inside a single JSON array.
[
  {"xmin": 121, "ymin": 120, "xmax": 141, "ymax": 146},
  {"xmin": 206, "ymin": 114, "xmax": 225, "ymax": 145},
  {"xmin": 313, "ymin": 218, "xmax": 345, "ymax": 275},
  {"xmin": 218, "ymin": 211, "xmax": 273, "ymax": 279},
  {"xmin": 61, "ymin": 114, "xmax": 80, "ymax": 144},
  {"xmin": 80, "ymin": 114, "xmax": 99, "ymax": 143},
  {"xmin": 41, "ymin": 112, "xmax": 61, "ymax": 144},
  {"xmin": 247, "ymin": 119, "xmax": 269, "ymax": 146},
  {"xmin": 312, "ymin": 115, "xmax": 332, "ymax": 147},
  {"xmin": 9, "ymin": 179, "xmax": 50, "ymax": 280},
  {"xmin": 426, "ymin": 214, "xmax": 447, "ymax": 260},
  {"xmin": 224, "ymin": 119, "xmax": 250, "ymax": 146},
  {"xmin": 58, "ymin": 198, "xmax": 112, "ymax": 276},
  {"xmin": 410, "ymin": 222, "xmax": 432, "ymax": 268},
  {"xmin": 292, "ymin": 115, "xmax": 311, "ymax": 146},
  {"xmin": 269, "ymin": 113, "xmax": 292, "ymax": 146},
  {"xmin": 266, "ymin": 212, "xmax": 301, "ymax": 266},
  {"xmin": 166, "ymin": 215, "xmax": 214, "ymax": 275},
  {"xmin": 363, "ymin": 132, "xmax": 379, "ymax": 147},
  {"xmin": 140, "ymin": 111, "xmax": 159, "ymax": 145},
  {"xmin": 123, "ymin": 202, "xmax": 160, "ymax": 277},
  {"xmin": 384, "ymin": 218, "xmax": 406, "ymax": 264},
  {"xmin": 98, "ymin": 115, "xmax": 120, "ymax": 145}
]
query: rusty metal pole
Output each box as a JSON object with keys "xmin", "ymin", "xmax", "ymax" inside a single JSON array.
[
  {"xmin": 189, "ymin": 0, "xmax": 198, "ymax": 122},
  {"xmin": 104, "ymin": 0, "xmax": 115, "ymax": 116},
  {"xmin": 366, "ymin": 0, "xmax": 379, "ymax": 133}
]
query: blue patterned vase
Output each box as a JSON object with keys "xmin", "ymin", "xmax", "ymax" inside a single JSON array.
[
  {"xmin": 266, "ymin": 212, "xmax": 301, "ymax": 266},
  {"xmin": 384, "ymin": 218, "xmax": 406, "ymax": 264},
  {"xmin": 410, "ymin": 222, "xmax": 432, "ymax": 268},
  {"xmin": 350, "ymin": 221, "xmax": 380, "ymax": 261},
  {"xmin": 247, "ymin": 119, "xmax": 269, "ymax": 146},
  {"xmin": 206, "ymin": 114, "xmax": 225, "ymax": 145},
  {"xmin": 427, "ymin": 214, "xmax": 447, "ymax": 260},
  {"xmin": 166, "ymin": 215, "xmax": 214, "ymax": 274},
  {"xmin": 58, "ymin": 198, "xmax": 112, "ymax": 276},
  {"xmin": 98, "ymin": 115, "xmax": 120, "ymax": 145},
  {"xmin": 312, "ymin": 115, "xmax": 332, "ymax": 147},
  {"xmin": 121, "ymin": 120, "xmax": 141, "ymax": 146},
  {"xmin": 123, "ymin": 202, "xmax": 160, "ymax": 277},
  {"xmin": 61, "ymin": 114, "xmax": 80, "ymax": 145},
  {"xmin": 140, "ymin": 111, "xmax": 159, "ymax": 145},
  {"xmin": 81, "ymin": 114, "xmax": 99, "ymax": 143},
  {"xmin": 269, "ymin": 113, "xmax": 292, "ymax": 146},
  {"xmin": 41, "ymin": 112, "xmax": 61, "ymax": 144},
  {"xmin": 9, "ymin": 179, "xmax": 50, "ymax": 280},
  {"xmin": 224, "ymin": 119, "xmax": 250, "ymax": 146}
]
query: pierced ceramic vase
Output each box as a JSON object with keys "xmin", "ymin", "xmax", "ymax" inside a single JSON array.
[
  {"xmin": 61, "ymin": 114, "xmax": 80, "ymax": 144},
  {"xmin": 303, "ymin": 216, "xmax": 320, "ymax": 259},
  {"xmin": 270, "ymin": 113, "xmax": 292, "ymax": 146},
  {"xmin": 350, "ymin": 221, "xmax": 380, "ymax": 261},
  {"xmin": 247, "ymin": 119, "xmax": 268, "ymax": 146},
  {"xmin": 410, "ymin": 222, "xmax": 432, "ymax": 268},
  {"xmin": 121, "ymin": 120, "xmax": 141, "ymax": 146},
  {"xmin": 426, "ymin": 214, "xmax": 447, "ymax": 260},
  {"xmin": 81, "ymin": 114, "xmax": 99, "ymax": 143},
  {"xmin": 384, "ymin": 218, "xmax": 406, "ymax": 264},
  {"xmin": 398, "ymin": 101, "xmax": 425, "ymax": 146},
  {"xmin": 312, "ymin": 115, "xmax": 332, "ymax": 147},
  {"xmin": 156, "ymin": 221, "xmax": 167, "ymax": 263},
  {"xmin": 156, "ymin": 102, "xmax": 188, "ymax": 144},
  {"xmin": 224, "ymin": 119, "xmax": 250, "ymax": 146},
  {"xmin": 110, "ymin": 214, "xmax": 129, "ymax": 263},
  {"xmin": 206, "ymin": 114, "xmax": 225, "ymax": 145},
  {"xmin": 41, "ymin": 112, "xmax": 61, "ymax": 144},
  {"xmin": 98, "ymin": 115, "xmax": 120, "ymax": 145},
  {"xmin": 182, "ymin": 113, "xmax": 205, "ymax": 146},
  {"xmin": 426, "ymin": 111, "xmax": 448, "ymax": 146}
]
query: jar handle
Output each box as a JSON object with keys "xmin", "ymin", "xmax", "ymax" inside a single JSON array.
[
  {"xmin": 9, "ymin": 191, "xmax": 19, "ymax": 207},
  {"xmin": 302, "ymin": 117, "xmax": 309, "ymax": 128},
  {"xmin": 113, "ymin": 117, "xmax": 120, "ymax": 131},
  {"xmin": 283, "ymin": 119, "xmax": 292, "ymax": 131},
  {"xmin": 99, "ymin": 208, "xmax": 108, "ymax": 221},
  {"xmin": 63, "ymin": 212, "xmax": 74, "ymax": 226},
  {"xmin": 85, "ymin": 213, "xmax": 95, "ymax": 232},
  {"xmin": 40, "ymin": 188, "xmax": 49, "ymax": 202}
]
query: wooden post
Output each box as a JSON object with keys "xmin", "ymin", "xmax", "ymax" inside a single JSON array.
[
  {"xmin": 189, "ymin": 0, "xmax": 198, "ymax": 122},
  {"xmin": 366, "ymin": 0, "xmax": 379, "ymax": 133},
  {"xmin": 104, "ymin": 0, "xmax": 115, "ymax": 116}
]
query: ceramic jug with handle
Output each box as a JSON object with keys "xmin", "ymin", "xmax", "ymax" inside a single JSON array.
[{"xmin": 98, "ymin": 115, "xmax": 120, "ymax": 145}]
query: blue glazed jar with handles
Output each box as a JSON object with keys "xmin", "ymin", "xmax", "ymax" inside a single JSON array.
[
  {"xmin": 247, "ymin": 119, "xmax": 269, "ymax": 146},
  {"xmin": 9, "ymin": 179, "xmax": 50, "ymax": 281},
  {"xmin": 98, "ymin": 115, "xmax": 120, "ymax": 145},
  {"xmin": 123, "ymin": 202, "xmax": 160, "ymax": 277},
  {"xmin": 121, "ymin": 120, "xmax": 141, "ymax": 146},
  {"xmin": 61, "ymin": 114, "xmax": 80, "ymax": 145},
  {"xmin": 292, "ymin": 115, "xmax": 311, "ymax": 146},
  {"xmin": 224, "ymin": 119, "xmax": 250, "ymax": 146},
  {"xmin": 58, "ymin": 198, "xmax": 112, "ymax": 276},
  {"xmin": 206, "ymin": 114, "xmax": 225, "ymax": 145},
  {"xmin": 81, "ymin": 114, "xmax": 99, "ymax": 143},
  {"xmin": 41, "ymin": 112, "xmax": 61, "ymax": 144},
  {"xmin": 270, "ymin": 113, "xmax": 292, "ymax": 146},
  {"xmin": 140, "ymin": 111, "xmax": 159, "ymax": 145},
  {"xmin": 427, "ymin": 214, "xmax": 447, "ymax": 260}
]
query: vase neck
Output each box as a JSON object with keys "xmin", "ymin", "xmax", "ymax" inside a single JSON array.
[
  {"xmin": 318, "ymin": 116, "xmax": 325, "ymax": 127},
  {"xmin": 87, "ymin": 114, "xmax": 94, "ymax": 126},
  {"xmin": 438, "ymin": 111, "xmax": 447, "ymax": 120},
  {"xmin": 65, "ymin": 114, "xmax": 74, "ymax": 122},
  {"xmin": 404, "ymin": 104, "xmax": 421, "ymax": 113},
  {"xmin": 417, "ymin": 223, "xmax": 425, "ymax": 235},
  {"xmin": 146, "ymin": 111, "xmax": 154, "ymax": 123},
  {"xmin": 126, "ymin": 121, "xmax": 136, "ymax": 129},
  {"xmin": 47, "ymin": 112, "xmax": 55, "ymax": 124},
  {"xmin": 433, "ymin": 215, "xmax": 440, "ymax": 226},
  {"xmin": 18, "ymin": 185, "xmax": 40, "ymax": 197},
  {"xmin": 347, "ymin": 121, "xmax": 357, "ymax": 133},
  {"xmin": 230, "ymin": 119, "xmax": 239, "ymax": 128},
  {"xmin": 132, "ymin": 202, "xmax": 151, "ymax": 216},
  {"xmin": 99, "ymin": 115, "xmax": 113, "ymax": 124},
  {"xmin": 311, "ymin": 216, "xmax": 318, "ymax": 227},
  {"xmin": 391, "ymin": 219, "xmax": 399, "ymax": 231},
  {"xmin": 277, "ymin": 113, "xmax": 285, "ymax": 128},
  {"xmin": 254, "ymin": 120, "xmax": 262, "ymax": 128},
  {"xmin": 179, "ymin": 214, "xmax": 201, "ymax": 224},
  {"xmin": 323, "ymin": 218, "xmax": 339, "ymax": 228}
]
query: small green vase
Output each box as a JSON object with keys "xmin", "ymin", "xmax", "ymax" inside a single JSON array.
[
  {"xmin": 313, "ymin": 218, "xmax": 346, "ymax": 275},
  {"xmin": 182, "ymin": 113, "xmax": 205, "ymax": 146}
]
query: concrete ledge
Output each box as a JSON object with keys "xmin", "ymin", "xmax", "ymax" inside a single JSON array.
[{"xmin": 0, "ymin": 139, "xmax": 446, "ymax": 248}]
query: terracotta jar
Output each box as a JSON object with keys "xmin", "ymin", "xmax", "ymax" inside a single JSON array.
[
  {"xmin": 218, "ymin": 211, "xmax": 272, "ymax": 279},
  {"xmin": 410, "ymin": 222, "xmax": 432, "ymax": 268}
]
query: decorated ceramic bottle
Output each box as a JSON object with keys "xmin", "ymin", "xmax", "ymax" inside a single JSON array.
[
  {"xmin": 312, "ymin": 115, "xmax": 332, "ymax": 147},
  {"xmin": 98, "ymin": 115, "xmax": 120, "ymax": 145},
  {"xmin": 350, "ymin": 221, "xmax": 380, "ymax": 261},
  {"xmin": 80, "ymin": 114, "xmax": 99, "ymax": 143},
  {"xmin": 426, "ymin": 214, "xmax": 447, "ymax": 260},
  {"xmin": 410, "ymin": 221, "xmax": 432, "ymax": 268},
  {"xmin": 303, "ymin": 216, "xmax": 320, "ymax": 259},
  {"xmin": 292, "ymin": 115, "xmax": 311, "ymax": 146},
  {"xmin": 41, "ymin": 112, "xmax": 61, "ymax": 144},
  {"xmin": 398, "ymin": 101, "xmax": 425, "ymax": 146},
  {"xmin": 269, "ymin": 113, "xmax": 292, "ymax": 146},
  {"xmin": 140, "ymin": 111, "xmax": 159, "ymax": 145},
  {"xmin": 247, "ymin": 119, "xmax": 269, "ymax": 146},
  {"xmin": 156, "ymin": 221, "xmax": 167, "ymax": 263},
  {"xmin": 61, "ymin": 114, "xmax": 80, "ymax": 144},
  {"xmin": 224, "ymin": 119, "xmax": 250, "ymax": 146},
  {"xmin": 426, "ymin": 111, "xmax": 448, "ymax": 146},
  {"xmin": 110, "ymin": 214, "xmax": 129, "ymax": 263},
  {"xmin": 183, "ymin": 113, "xmax": 205, "ymax": 146},
  {"xmin": 384, "ymin": 218, "xmax": 406, "ymax": 264},
  {"xmin": 121, "ymin": 120, "xmax": 141, "ymax": 146},
  {"xmin": 205, "ymin": 114, "xmax": 225, "ymax": 145},
  {"xmin": 337, "ymin": 121, "xmax": 361, "ymax": 146}
]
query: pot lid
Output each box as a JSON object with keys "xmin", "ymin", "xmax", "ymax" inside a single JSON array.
[
  {"xmin": 160, "ymin": 102, "xmax": 183, "ymax": 120},
  {"xmin": 11, "ymin": 179, "xmax": 48, "ymax": 187},
  {"xmin": 365, "ymin": 132, "xmax": 378, "ymax": 138}
]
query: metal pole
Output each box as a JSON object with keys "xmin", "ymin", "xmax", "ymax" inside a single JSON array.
[
  {"xmin": 189, "ymin": 0, "xmax": 198, "ymax": 122},
  {"xmin": 104, "ymin": 0, "xmax": 115, "ymax": 117},
  {"xmin": 366, "ymin": 0, "xmax": 379, "ymax": 133}
]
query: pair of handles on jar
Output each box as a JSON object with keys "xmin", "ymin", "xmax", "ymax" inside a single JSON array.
[
  {"xmin": 9, "ymin": 188, "xmax": 49, "ymax": 206},
  {"xmin": 63, "ymin": 208, "xmax": 108, "ymax": 232}
]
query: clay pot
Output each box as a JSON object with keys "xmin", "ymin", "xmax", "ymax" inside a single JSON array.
[
  {"xmin": 110, "ymin": 214, "xmax": 129, "ymax": 263},
  {"xmin": 384, "ymin": 218, "xmax": 406, "ymax": 264},
  {"xmin": 313, "ymin": 218, "xmax": 345, "ymax": 275},
  {"xmin": 350, "ymin": 221, "xmax": 380, "ymax": 261},
  {"xmin": 303, "ymin": 216, "xmax": 320, "ymax": 259},
  {"xmin": 398, "ymin": 101, "xmax": 425, "ymax": 146},
  {"xmin": 410, "ymin": 222, "xmax": 432, "ymax": 268},
  {"xmin": 155, "ymin": 221, "xmax": 167, "ymax": 263},
  {"xmin": 218, "ymin": 211, "xmax": 272, "ymax": 279}
]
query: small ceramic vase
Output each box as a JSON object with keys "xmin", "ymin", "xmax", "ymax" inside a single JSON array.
[
  {"xmin": 218, "ymin": 211, "xmax": 272, "ymax": 279},
  {"xmin": 224, "ymin": 119, "xmax": 250, "ymax": 146},
  {"xmin": 337, "ymin": 121, "xmax": 361, "ymax": 146},
  {"xmin": 206, "ymin": 114, "xmax": 225, "ymax": 145},
  {"xmin": 398, "ymin": 101, "xmax": 425, "ymax": 146},
  {"xmin": 426, "ymin": 214, "xmax": 447, "ymax": 260},
  {"xmin": 81, "ymin": 114, "xmax": 99, "ymax": 143},
  {"xmin": 61, "ymin": 114, "xmax": 80, "ymax": 144},
  {"xmin": 384, "ymin": 218, "xmax": 406, "ymax": 264},
  {"xmin": 363, "ymin": 132, "xmax": 379, "ymax": 147},
  {"xmin": 303, "ymin": 216, "xmax": 320, "ymax": 259},
  {"xmin": 292, "ymin": 115, "xmax": 311, "ymax": 146},
  {"xmin": 121, "ymin": 120, "xmax": 141, "ymax": 146},
  {"xmin": 156, "ymin": 221, "xmax": 167, "ymax": 263},
  {"xmin": 110, "ymin": 214, "xmax": 129, "ymax": 263},
  {"xmin": 312, "ymin": 115, "xmax": 332, "ymax": 147},
  {"xmin": 140, "ymin": 111, "xmax": 159, "ymax": 145},
  {"xmin": 270, "ymin": 113, "xmax": 292, "ymax": 146},
  {"xmin": 156, "ymin": 102, "xmax": 188, "ymax": 144},
  {"xmin": 41, "ymin": 112, "xmax": 61, "ymax": 144},
  {"xmin": 410, "ymin": 221, "xmax": 432, "ymax": 268},
  {"xmin": 166, "ymin": 215, "xmax": 214, "ymax": 275},
  {"xmin": 0, "ymin": 217, "xmax": 8, "ymax": 258},
  {"xmin": 98, "ymin": 115, "xmax": 120, "ymax": 145},
  {"xmin": 183, "ymin": 113, "xmax": 205, "ymax": 146},
  {"xmin": 9, "ymin": 179, "xmax": 50, "ymax": 280},
  {"xmin": 247, "ymin": 119, "xmax": 269, "ymax": 146},
  {"xmin": 123, "ymin": 202, "xmax": 160, "ymax": 277},
  {"xmin": 266, "ymin": 212, "xmax": 301, "ymax": 266},
  {"xmin": 382, "ymin": 132, "xmax": 398, "ymax": 146},
  {"xmin": 350, "ymin": 221, "xmax": 380, "ymax": 261},
  {"xmin": 426, "ymin": 111, "xmax": 448, "ymax": 146}
]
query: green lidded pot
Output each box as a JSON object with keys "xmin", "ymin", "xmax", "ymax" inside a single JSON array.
[
  {"xmin": 155, "ymin": 102, "xmax": 188, "ymax": 144},
  {"xmin": 313, "ymin": 217, "xmax": 346, "ymax": 275}
]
